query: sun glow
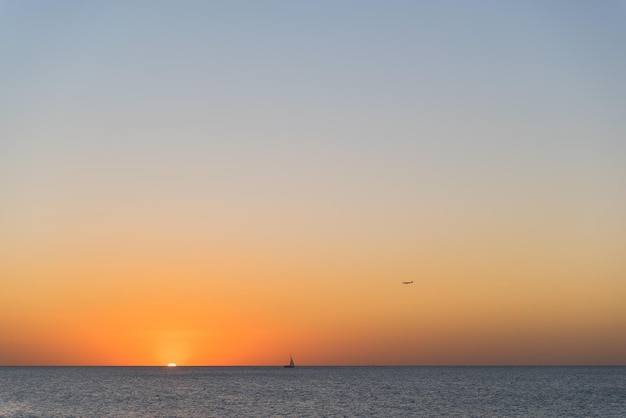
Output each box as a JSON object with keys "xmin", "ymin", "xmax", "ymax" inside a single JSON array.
[{"xmin": 167, "ymin": 363, "xmax": 177, "ymax": 367}]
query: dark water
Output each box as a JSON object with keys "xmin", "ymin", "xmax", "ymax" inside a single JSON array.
[{"xmin": 0, "ymin": 366, "xmax": 624, "ymax": 417}]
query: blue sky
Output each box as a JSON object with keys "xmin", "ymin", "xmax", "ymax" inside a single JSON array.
[{"xmin": 4, "ymin": 0, "xmax": 625, "ymax": 229}]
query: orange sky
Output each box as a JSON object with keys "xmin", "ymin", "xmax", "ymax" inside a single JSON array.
[{"xmin": 2, "ymin": 197, "xmax": 625, "ymax": 365}]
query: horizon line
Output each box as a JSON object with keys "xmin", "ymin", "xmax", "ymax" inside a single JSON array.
[{"xmin": 2, "ymin": 364, "xmax": 625, "ymax": 367}]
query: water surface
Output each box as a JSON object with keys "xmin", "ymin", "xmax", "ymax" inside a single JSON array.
[{"xmin": 1, "ymin": 366, "xmax": 624, "ymax": 417}]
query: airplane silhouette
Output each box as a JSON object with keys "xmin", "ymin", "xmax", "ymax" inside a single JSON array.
[{"xmin": 402, "ymin": 281, "xmax": 413, "ymax": 285}]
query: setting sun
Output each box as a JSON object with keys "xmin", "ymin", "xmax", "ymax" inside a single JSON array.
[{"xmin": 167, "ymin": 363, "xmax": 177, "ymax": 368}]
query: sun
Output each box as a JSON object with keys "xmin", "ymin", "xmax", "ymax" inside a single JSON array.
[{"xmin": 167, "ymin": 363, "xmax": 177, "ymax": 367}]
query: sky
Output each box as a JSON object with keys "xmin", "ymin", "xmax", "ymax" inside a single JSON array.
[{"xmin": 1, "ymin": 1, "xmax": 625, "ymax": 366}]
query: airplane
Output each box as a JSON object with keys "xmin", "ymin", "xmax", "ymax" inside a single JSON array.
[{"xmin": 402, "ymin": 281, "xmax": 414, "ymax": 285}]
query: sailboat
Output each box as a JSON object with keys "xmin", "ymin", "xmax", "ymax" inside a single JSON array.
[{"xmin": 284, "ymin": 355, "xmax": 295, "ymax": 368}]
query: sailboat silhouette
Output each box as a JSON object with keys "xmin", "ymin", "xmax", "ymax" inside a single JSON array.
[{"xmin": 284, "ymin": 355, "xmax": 295, "ymax": 368}]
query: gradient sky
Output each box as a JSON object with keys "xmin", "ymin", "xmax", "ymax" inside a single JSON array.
[{"xmin": 2, "ymin": 1, "xmax": 625, "ymax": 366}]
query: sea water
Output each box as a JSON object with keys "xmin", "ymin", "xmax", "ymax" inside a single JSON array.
[{"xmin": 0, "ymin": 366, "xmax": 624, "ymax": 417}]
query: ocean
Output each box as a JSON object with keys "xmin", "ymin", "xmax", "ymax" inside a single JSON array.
[{"xmin": 0, "ymin": 366, "xmax": 624, "ymax": 417}]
